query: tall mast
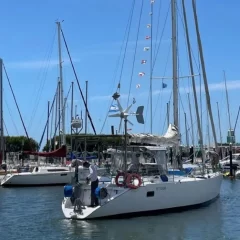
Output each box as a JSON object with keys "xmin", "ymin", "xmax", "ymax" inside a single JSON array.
[
  {"xmin": 71, "ymin": 82, "xmax": 74, "ymax": 154},
  {"xmin": 84, "ymin": 80, "xmax": 88, "ymax": 161},
  {"xmin": 167, "ymin": 102, "xmax": 170, "ymax": 127},
  {"xmin": 184, "ymin": 112, "xmax": 189, "ymax": 148},
  {"xmin": 187, "ymin": 93, "xmax": 194, "ymax": 147},
  {"xmin": 182, "ymin": 0, "xmax": 203, "ymax": 161},
  {"xmin": 192, "ymin": 0, "xmax": 218, "ymax": 151},
  {"xmin": 54, "ymin": 80, "xmax": 58, "ymax": 150},
  {"xmin": 150, "ymin": 0, "xmax": 153, "ymax": 134},
  {"xmin": 0, "ymin": 59, "xmax": 4, "ymax": 164},
  {"xmin": 47, "ymin": 101, "xmax": 50, "ymax": 152},
  {"xmin": 216, "ymin": 102, "xmax": 223, "ymax": 151},
  {"xmin": 224, "ymin": 70, "xmax": 232, "ymax": 130},
  {"xmin": 57, "ymin": 21, "xmax": 66, "ymax": 146},
  {"xmin": 171, "ymin": 0, "xmax": 178, "ymax": 129}
]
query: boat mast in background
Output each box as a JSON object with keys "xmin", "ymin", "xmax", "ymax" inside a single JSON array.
[
  {"xmin": 84, "ymin": 81, "xmax": 88, "ymax": 161},
  {"xmin": 56, "ymin": 21, "xmax": 66, "ymax": 147},
  {"xmin": 192, "ymin": 0, "xmax": 218, "ymax": 153},
  {"xmin": 171, "ymin": 0, "xmax": 178, "ymax": 130},
  {"xmin": 223, "ymin": 70, "xmax": 232, "ymax": 131},
  {"xmin": 0, "ymin": 58, "xmax": 4, "ymax": 164}
]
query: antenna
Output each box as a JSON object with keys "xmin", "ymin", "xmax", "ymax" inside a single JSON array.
[{"xmin": 109, "ymin": 92, "xmax": 144, "ymax": 133}]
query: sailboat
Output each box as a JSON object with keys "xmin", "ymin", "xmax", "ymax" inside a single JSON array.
[
  {"xmin": 1, "ymin": 22, "xmax": 76, "ymax": 187},
  {"xmin": 61, "ymin": 0, "xmax": 222, "ymax": 219}
]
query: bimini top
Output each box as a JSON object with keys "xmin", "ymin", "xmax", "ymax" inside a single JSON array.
[{"xmin": 128, "ymin": 124, "xmax": 179, "ymax": 146}]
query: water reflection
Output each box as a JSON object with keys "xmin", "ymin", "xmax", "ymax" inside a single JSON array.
[
  {"xmin": 1, "ymin": 180, "xmax": 240, "ymax": 240},
  {"xmin": 59, "ymin": 196, "xmax": 226, "ymax": 240}
]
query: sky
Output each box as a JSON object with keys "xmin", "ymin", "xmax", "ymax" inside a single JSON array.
[{"xmin": 0, "ymin": 0, "xmax": 240, "ymax": 148}]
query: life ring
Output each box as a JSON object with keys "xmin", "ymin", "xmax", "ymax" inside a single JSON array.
[
  {"xmin": 115, "ymin": 172, "xmax": 126, "ymax": 187},
  {"xmin": 126, "ymin": 173, "xmax": 142, "ymax": 189}
]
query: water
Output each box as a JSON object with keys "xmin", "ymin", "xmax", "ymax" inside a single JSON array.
[{"xmin": 0, "ymin": 179, "xmax": 240, "ymax": 240}]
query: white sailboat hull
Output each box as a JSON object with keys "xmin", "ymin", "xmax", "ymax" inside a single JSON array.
[
  {"xmin": 62, "ymin": 173, "xmax": 222, "ymax": 220},
  {"xmin": 1, "ymin": 171, "xmax": 74, "ymax": 186}
]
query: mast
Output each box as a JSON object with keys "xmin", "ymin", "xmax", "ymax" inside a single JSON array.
[
  {"xmin": 206, "ymin": 97, "xmax": 210, "ymax": 149},
  {"xmin": 54, "ymin": 80, "xmax": 58, "ymax": 150},
  {"xmin": 187, "ymin": 93, "xmax": 194, "ymax": 148},
  {"xmin": 192, "ymin": 0, "xmax": 218, "ymax": 151},
  {"xmin": 216, "ymin": 102, "xmax": 223, "ymax": 155},
  {"xmin": 58, "ymin": 79, "xmax": 61, "ymax": 146},
  {"xmin": 47, "ymin": 101, "xmax": 50, "ymax": 152},
  {"xmin": 182, "ymin": 0, "xmax": 203, "ymax": 162},
  {"xmin": 167, "ymin": 102, "xmax": 170, "ymax": 127},
  {"xmin": 71, "ymin": 82, "xmax": 74, "ymax": 154},
  {"xmin": 224, "ymin": 70, "xmax": 232, "ymax": 131},
  {"xmin": 56, "ymin": 21, "xmax": 66, "ymax": 146},
  {"xmin": 0, "ymin": 59, "xmax": 4, "ymax": 164},
  {"xmin": 171, "ymin": 0, "xmax": 178, "ymax": 129},
  {"xmin": 84, "ymin": 80, "xmax": 88, "ymax": 161},
  {"xmin": 184, "ymin": 112, "xmax": 189, "ymax": 148},
  {"xmin": 150, "ymin": 0, "xmax": 153, "ymax": 134}
]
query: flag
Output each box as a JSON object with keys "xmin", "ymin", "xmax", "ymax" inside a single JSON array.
[
  {"xmin": 151, "ymin": 0, "xmax": 155, "ymax": 3},
  {"xmin": 139, "ymin": 72, "xmax": 145, "ymax": 77},
  {"xmin": 127, "ymin": 129, "xmax": 132, "ymax": 131},
  {"xmin": 149, "ymin": 12, "xmax": 153, "ymax": 15},
  {"xmin": 145, "ymin": 36, "xmax": 151, "ymax": 40},
  {"xmin": 144, "ymin": 47, "xmax": 150, "ymax": 51},
  {"xmin": 141, "ymin": 60, "xmax": 147, "ymax": 64},
  {"xmin": 162, "ymin": 82, "xmax": 167, "ymax": 89},
  {"xmin": 109, "ymin": 104, "xmax": 119, "ymax": 112},
  {"xmin": 147, "ymin": 24, "xmax": 151, "ymax": 28}
]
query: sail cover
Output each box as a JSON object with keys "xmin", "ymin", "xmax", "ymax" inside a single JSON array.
[
  {"xmin": 128, "ymin": 124, "xmax": 179, "ymax": 146},
  {"xmin": 23, "ymin": 145, "xmax": 66, "ymax": 158}
]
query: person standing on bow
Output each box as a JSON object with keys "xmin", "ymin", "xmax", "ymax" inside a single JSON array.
[{"xmin": 83, "ymin": 161, "xmax": 99, "ymax": 207}]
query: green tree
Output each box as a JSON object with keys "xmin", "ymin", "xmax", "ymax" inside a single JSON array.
[{"xmin": 5, "ymin": 136, "xmax": 38, "ymax": 152}]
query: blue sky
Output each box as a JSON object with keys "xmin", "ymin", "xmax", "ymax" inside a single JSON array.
[{"xmin": 0, "ymin": 0, "xmax": 240, "ymax": 147}]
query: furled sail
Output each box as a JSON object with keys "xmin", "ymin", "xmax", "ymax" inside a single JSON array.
[
  {"xmin": 23, "ymin": 145, "xmax": 66, "ymax": 158},
  {"xmin": 128, "ymin": 124, "xmax": 179, "ymax": 146}
]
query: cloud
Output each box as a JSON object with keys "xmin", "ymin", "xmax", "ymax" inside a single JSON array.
[{"xmin": 5, "ymin": 58, "xmax": 80, "ymax": 69}]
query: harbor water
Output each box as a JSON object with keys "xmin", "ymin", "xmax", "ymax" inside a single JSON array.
[{"xmin": 0, "ymin": 179, "xmax": 240, "ymax": 240}]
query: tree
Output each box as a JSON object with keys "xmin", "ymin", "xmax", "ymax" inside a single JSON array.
[{"xmin": 5, "ymin": 136, "xmax": 38, "ymax": 152}]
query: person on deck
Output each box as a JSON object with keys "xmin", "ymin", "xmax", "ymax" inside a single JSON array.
[{"xmin": 83, "ymin": 161, "xmax": 99, "ymax": 207}]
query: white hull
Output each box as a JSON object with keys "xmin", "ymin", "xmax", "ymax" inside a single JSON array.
[
  {"xmin": 62, "ymin": 173, "xmax": 222, "ymax": 220},
  {"xmin": 1, "ymin": 171, "xmax": 74, "ymax": 186}
]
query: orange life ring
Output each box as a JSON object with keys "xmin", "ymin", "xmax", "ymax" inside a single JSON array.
[
  {"xmin": 115, "ymin": 172, "xmax": 126, "ymax": 187},
  {"xmin": 126, "ymin": 173, "xmax": 142, "ymax": 189}
]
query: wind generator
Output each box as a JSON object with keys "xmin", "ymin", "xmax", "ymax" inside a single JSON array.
[{"xmin": 108, "ymin": 91, "xmax": 144, "ymax": 172}]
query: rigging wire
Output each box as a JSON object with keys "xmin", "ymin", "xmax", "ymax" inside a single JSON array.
[
  {"xmin": 118, "ymin": 0, "xmax": 136, "ymax": 87},
  {"xmin": 51, "ymin": 84, "xmax": 72, "ymax": 148},
  {"xmin": 38, "ymin": 89, "xmax": 58, "ymax": 150},
  {"xmin": 153, "ymin": 0, "xmax": 162, "ymax": 58},
  {"xmin": 3, "ymin": 64, "xmax": 29, "ymax": 139},
  {"xmin": 28, "ymin": 28, "xmax": 56, "ymax": 131},
  {"xmin": 4, "ymin": 97, "xmax": 19, "ymax": 135},
  {"xmin": 3, "ymin": 120, "xmax": 9, "ymax": 136},
  {"xmin": 153, "ymin": 42, "xmax": 171, "ymax": 119},
  {"xmin": 152, "ymin": 2, "xmax": 171, "ymax": 71},
  {"xmin": 60, "ymin": 28, "xmax": 96, "ymax": 135},
  {"xmin": 100, "ymin": 0, "xmax": 137, "ymax": 134},
  {"xmin": 127, "ymin": 0, "xmax": 144, "ymax": 106}
]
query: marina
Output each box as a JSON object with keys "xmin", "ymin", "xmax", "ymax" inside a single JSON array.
[
  {"xmin": 0, "ymin": 179, "xmax": 239, "ymax": 240},
  {"xmin": 0, "ymin": 0, "xmax": 240, "ymax": 239}
]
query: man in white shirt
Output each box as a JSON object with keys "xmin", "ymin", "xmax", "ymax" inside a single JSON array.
[{"xmin": 83, "ymin": 161, "xmax": 99, "ymax": 207}]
